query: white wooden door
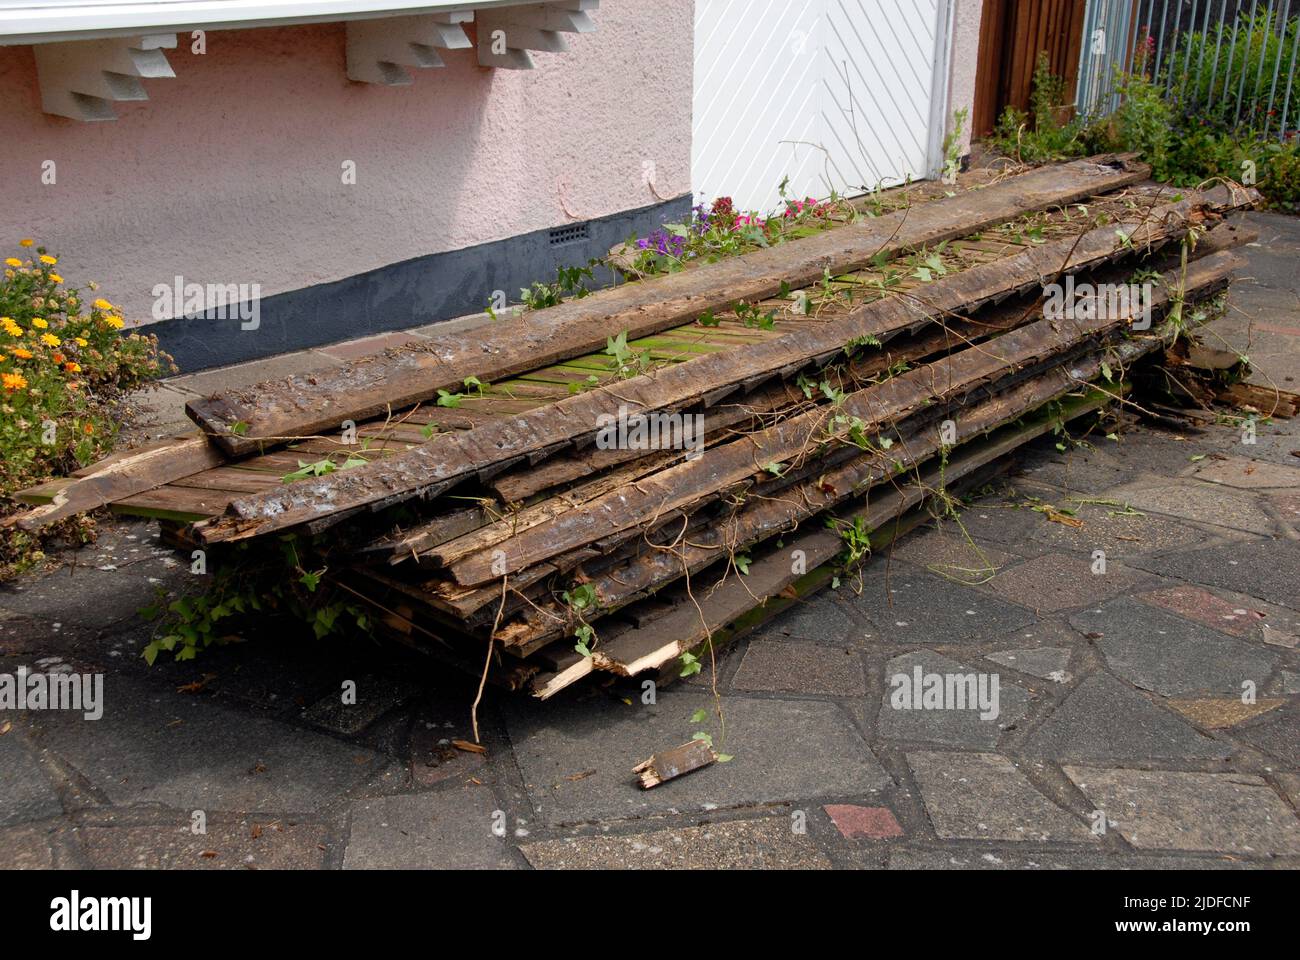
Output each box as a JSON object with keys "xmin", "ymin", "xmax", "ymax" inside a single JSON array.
[{"xmin": 692, "ymin": 0, "xmax": 951, "ymax": 214}]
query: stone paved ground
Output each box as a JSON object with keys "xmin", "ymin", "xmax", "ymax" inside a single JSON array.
[{"xmin": 0, "ymin": 213, "xmax": 1297, "ymax": 870}]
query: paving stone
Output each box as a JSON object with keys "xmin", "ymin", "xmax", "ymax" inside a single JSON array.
[
  {"xmin": 316, "ymin": 331, "xmax": 429, "ymax": 362},
  {"xmin": 1069, "ymin": 597, "xmax": 1278, "ymax": 697},
  {"xmin": 1064, "ymin": 766, "xmax": 1300, "ymax": 855},
  {"xmin": 877, "ymin": 650, "xmax": 1028, "ymax": 748},
  {"xmin": 1231, "ymin": 704, "xmax": 1299, "ymax": 765},
  {"xmin": 521, "ymin": 815, "xmax": 831, "ymax": 869},
  {"xmin": 409, "ymin": 724, "xmax": 487, "ymax": 788},
  {"xmin": 1091, "ymin": 432, "xmax": 1223, "ymax": 480},
  {"xmin": 121, "ymin": 385, "xmax": 195, "ymax": 441},
  {"xmin": 940, "ymin": 500, "xmax": 1045, "ymax": 548},
  {"xmin": 759, "ymin": 599, "xmax": 860, "ymax": 642},
  {"xmin": 1028, "ymin": 503, "xmax": 1214, "ymax": 558},
  {"xmin": 79, "ymin": 818, "xmax": 331, "ymax": 869},
  {"xmin": 1012, "ymin": 441, "xmax": 1133, "ymax": 490},
  {"xmin": 985, "ymin": 647, "xmax": 1072, "ymax": 683},
  {"xmin": 300, "ymin": 674, "xmax": 421, "ymax": 735},
  {"xmin": 170, "ymin": 350, "xmax": 341, "ymax": 395},
  {"xmin": 1191, "ymin": 455, "xmax": 1300, "ymax": 490},
  {"xmin": 1271, "ymin": 492, "xmax": 1300, "ymax": 524},
  {"xmin": 25, "ymin": 674, "xmax": 383, "ymax": 813},
  {"xmin": 1129, "ymin": 539, "xmax": 1300, "ymax": 612},
  {"xmin": 1169, "ymin": 697, "xmax": 1285, "ymax": 728},
  {"xmin": 908, "ymin": 752, "xmax": 1094, "ymax": 842},
  {"xmin": 503, "ymin": 689, "xmax": 890, "ymax": 825},
  {"xmin": 847, "ymin": 571, "xmax": 1037, "ymax": 643},
  {"xmin": 1022, "ymin": 675, "xmax": 1230, "ymax": 762},
  {"xmin": 1275, "ymin": 774, "xmax": 1300, "ymax": 806},
  {"xmin": 0, "ymin": 522, "xmax": 186, "ymax": 628},
  {"xmin": 887, "ymin": 530, "xmax": 1019, "ymax": 585},
  {"xmin": 824, "ymin": 804, "xmax": 904, "ymax": 840},
  {"xmin": 1136, "ymin": 585, "xmax": 1268, "ymax": 638},
  {"xmin": 986, "ymin": 552, "xmax": 1146, "ymax": 613},
  {"xmin": 343, "ymin": 787, "xmax": 517, "ymax": 870},
  {"xmin": 1282, "ymin": 671, "xmax": 1300, "ymax": 695},
  {"xmin": 0, "ymin": 729, "xmax": 63, "ymax": 827},
  {"xmin": 732, "ymin": 640, "xmax": 865, "ymax": 697},
  {"xmin": 0, "ymin": 820, "xmax": 59, "ymax": 869},
  {"xmin": 887, "ymin": 848, "xmax": 1254, "ymax": 870},
  {"xmin": 1101, "ymin": 479, "xmax": 1277, "ymax": 534}
]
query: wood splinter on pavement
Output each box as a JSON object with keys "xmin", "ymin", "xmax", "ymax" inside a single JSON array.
[{"xmin": 633, "ymin": 739, "xmax": 718, "ymax": 789}]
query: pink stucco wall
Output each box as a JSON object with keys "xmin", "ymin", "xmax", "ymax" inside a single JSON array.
[{"xmin": 0, "ymin": 0, "xmax": 693, "ymax": 323}]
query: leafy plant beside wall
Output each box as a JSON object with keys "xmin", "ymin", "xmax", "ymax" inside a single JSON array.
[
  {"xmin": 0, "ymin": 241, "xmax": 175, "ymax": 578},
  {"xmin": 990, "ymin": 40, "xmax": 1300, "ymax": 213}
]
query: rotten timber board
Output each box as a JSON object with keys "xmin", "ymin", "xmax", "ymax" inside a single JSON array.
[
  {"xmin": 442, "ymin": 249, "xmax": 1242, "ymax": 586},
  {"xmin": 195, "ymin": 186, "xmax": 1243, "ymax": 546},
  {"xmin": 587, "ymin": 386, "xmax": 1121, "ymax": 682},
  {"xmin": 188, "ymin": 157, "xmax": 1151, "ymax": 455}
]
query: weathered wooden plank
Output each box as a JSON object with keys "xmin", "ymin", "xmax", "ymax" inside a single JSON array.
[
  {"xmin": 187, "ymin": 158, "xmax": 1151, "ymax": 455},
  {"xmin": 196, "ymin": 187, "xmax": 1240, "ymax": 546},
  {"xmin": 591, "ymin": 387, "xmax": 1121, "ymax": 680},
  {"xmin": 16, "ymin": 435, "xmax": 222, "ymax": 530},
  {"xmin": 444, "ymin": 249, "xmax": 1242, "ymax": 586}
]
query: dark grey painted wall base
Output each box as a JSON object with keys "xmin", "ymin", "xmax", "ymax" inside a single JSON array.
[{"xmin": 154, "ymin": 193, "xmax": 692, "ymax": 373}]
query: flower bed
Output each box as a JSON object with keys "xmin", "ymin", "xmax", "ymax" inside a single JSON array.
[{"xmin": 1, "ymin": 240, "xmax": 174, "ymax": 577}]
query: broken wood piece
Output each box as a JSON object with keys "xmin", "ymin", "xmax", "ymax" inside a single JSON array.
[
  {"xmin": 633, "ymin": 739, "xmax": 718, "ymax": 789},
  {"xmin": 187, "ymin": 157, "xmax": 1151, "ymax": 455},
  {"xmin": 195, "ymin": 187, "xmax": 1241, "ymax": 546}
]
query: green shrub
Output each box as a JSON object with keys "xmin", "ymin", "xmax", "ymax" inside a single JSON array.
[{"xmin": 1166, "ymin": 13, "xmax": 1299, "ymax": 134}]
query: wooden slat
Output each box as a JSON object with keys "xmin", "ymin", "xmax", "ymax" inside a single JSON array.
[
  {"xmin": 445, "ymin": 249, "xmax": 1240, "ymax": 587},
  {"xmin": 186, "ymin": 157, "xmax": 1150, "ymax": 455},
  {"xmin": 16, "ymin": 435, "xmax": 222, "ymax": 530},
  {"xmin": 195, "ymin": 185, "xmax": 1237, "ymax": 546}
]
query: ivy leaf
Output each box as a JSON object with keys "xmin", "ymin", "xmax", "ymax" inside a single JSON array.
[
  {"xmin": 690, "ymin": 708, "xmax": 709, "ymax": 723},
  {"xmin": 734, "ymin": 554, "xmax": 752, "ymax": 575}
]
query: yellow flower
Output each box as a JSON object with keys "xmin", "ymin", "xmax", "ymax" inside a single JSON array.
[
  {"xmin": 19, "ymin": 239, "xmax": 33, "ymax": 248},
  {"xmin": 40, "ymin": 333, "xmax": 60, "ymax": 347},
  {"xmin": 49, "ymin": 273, "xmax": 63, "ymax": 284},
  {"xmin": 74, "ymin": 337, "xmax": 88, "ymax": 347},
  {"xmin": 103, "ymin": 314, "xmax": 125, "ymax": 330},
  {"xmin": 11, "ymin": 347, "xmax": 32, "ymax": 360},
  {"xmin": 92, "ymin": 298, "xmax": 114, "ymax": 311},
  {"xmin": 39, "ymin": 254, "xmax": 57, "ymax": 265},
  {"xmin": 30, "ymin": 318, "xmax": 48, "ymax": 329},
  {"xmin": 3, "ymin": 258, "xmax": 20, "ymax": 268},
  {"xmin": 2, "ymin": 372, "xmax": 28, "ymax": 391},
  {"xmin": 1, "ymin": 318, "xmax": 21, "ymax": 338}
]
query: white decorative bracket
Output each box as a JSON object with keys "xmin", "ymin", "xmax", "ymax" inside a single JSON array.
[
  {"xmin": 33, "ymin": 34, "xmax": 176, "ymax": 121},
  {"xmin": 346, "ymin": 11, "xmax": 473, "ymax": 85},
  {"xmin": 476, "ymin": 1, "xmax": 597, "ymax": 70}
]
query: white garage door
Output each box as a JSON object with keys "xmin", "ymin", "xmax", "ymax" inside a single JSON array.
[{"xmin": 693, "ymin": 0, "xmax": 952, "ymax": 214}]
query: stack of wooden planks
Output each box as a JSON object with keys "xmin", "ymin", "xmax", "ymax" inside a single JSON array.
[{"xmin": 15, "ymin": 158, "xmax": 1259, "ymax": 699}]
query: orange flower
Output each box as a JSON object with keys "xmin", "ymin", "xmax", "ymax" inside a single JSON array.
[
  {"xmin": 82, "ymin": 422, "xmax": 94, "ymax": 435},
  {"xmin": 2, "ymin": 372, "xmax": 28, "ymax": 391},
  {"xmin": 19, "ymin": 239, "xmax": 33, "ymax": 247},
  {"xmin": 64, "ymin": 361, "xmax": 81, "ymax": 373},
  {"xmin": 52, "ymin": 353, "xmax": 65, "ymax": 364},
  {"xmin": 11, "ymin": 347, "xmax": 32, "ymax": 360}
]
